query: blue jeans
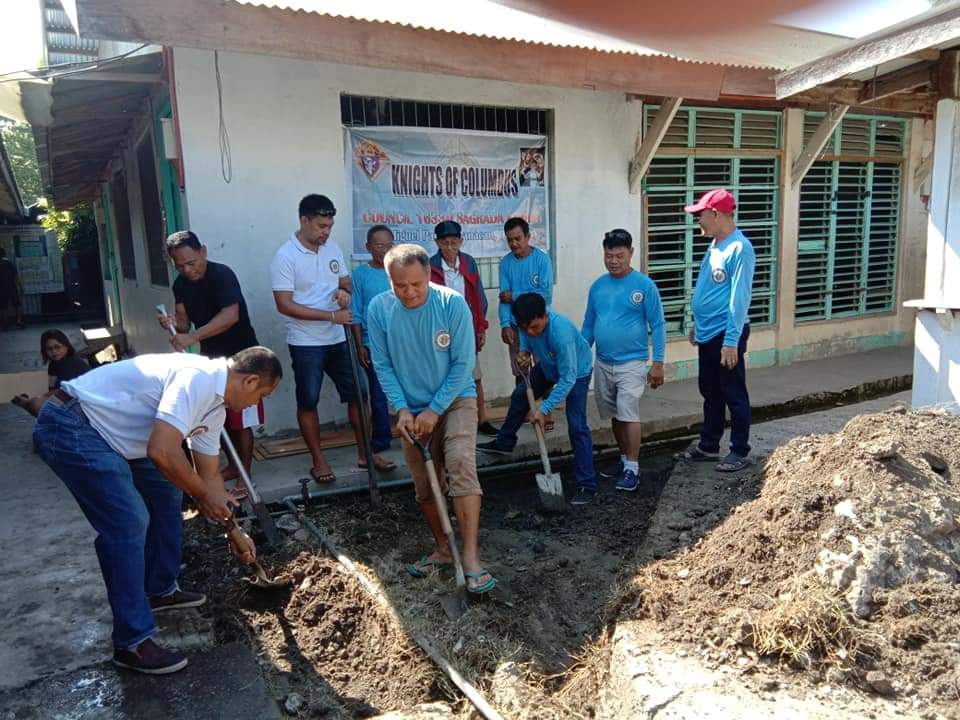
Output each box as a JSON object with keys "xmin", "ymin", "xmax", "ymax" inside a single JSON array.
[
  {"xmin": 33, "ymin": 398, "xmax": 183, "ymax": 650},
  {"xmin": 362, "ymin": 346, "xmax": 392, "ymax": 453},
  {"xmin": 697, "ymin": 324, "xmax": 751, "ymax": 457},
  {"xmin": 289, "ymin": 342, "xmax": 359, "ymax": 410},
  {"xmin": 496, "ymin": 364, "xmax": 596, "ymax": 489}
]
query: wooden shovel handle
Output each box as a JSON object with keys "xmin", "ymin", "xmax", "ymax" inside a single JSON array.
[{"xmin": 521, "ymin": 369, "xmax": 553, "ymax": 475}]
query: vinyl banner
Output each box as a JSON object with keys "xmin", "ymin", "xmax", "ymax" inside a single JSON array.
[{"xmin": 347, "ymin": 127, "xmax": 549, "ymax": 258}]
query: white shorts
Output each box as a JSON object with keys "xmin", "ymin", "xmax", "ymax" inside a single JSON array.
[{"xmin": 594, "ymin": 359, "xmax": 647, "ymax": 422}]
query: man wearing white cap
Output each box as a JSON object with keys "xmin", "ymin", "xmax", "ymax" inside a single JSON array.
[{"xmin": 675, "ymin": 189, "xmax": 755, "ymax": 473}]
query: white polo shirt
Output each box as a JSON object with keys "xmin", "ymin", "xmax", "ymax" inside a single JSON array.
[
  {"xmin": 62, "ymin": 354, "xmax": 227, "ymax": 459},
  {"xmin": 270, "ymin": 232, "xmax": 349, "ymax": 347},
  {"xmin": 442, "ymin": 256, "xmax": 465, "ymax": 296}
]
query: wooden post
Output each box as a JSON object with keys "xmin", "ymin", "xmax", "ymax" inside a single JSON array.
[
  {"xmin": 628, "ymin": 97, "xmax": 682, "ymax": 194},
  {"xmin": 790, "ymin": 103, "xmax": 848, "ymax": 189}
]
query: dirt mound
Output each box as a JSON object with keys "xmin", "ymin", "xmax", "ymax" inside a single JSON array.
[
  {"xmin": 245, "ymin": 552, "xmax": 442, "ymax": 717},
  {"xmin": 618, "ymin": 408, "xmax": 960, "ymax": 713}
]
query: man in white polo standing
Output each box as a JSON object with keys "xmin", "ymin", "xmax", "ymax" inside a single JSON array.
[{"xmin": 271, "ymin": 194, "xmax": 391, "ymax": 485}]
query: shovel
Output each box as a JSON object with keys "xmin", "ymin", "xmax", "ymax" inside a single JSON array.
[
  {"xmin": 156, "ymin": 304, "xmax": 280, "ymax": 546},
  {"xmin": 520, "ymin": 367, "xmax": 567, "ymax": 513},
  {"xmin": 402, "ymin": 428, "xmax": 468, "ymax": 621},
  {"xmin": 344, "ymin": 327, "xmax": 380, "ymax": 506},
  {"xmin": 223, "ymin": 516, "xmax": 290, "ymax": 590}
]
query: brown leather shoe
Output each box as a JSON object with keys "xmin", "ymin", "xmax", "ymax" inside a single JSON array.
[{"xmin": 113, "ymin": 638, "xmax": 188, "ymax": 674}]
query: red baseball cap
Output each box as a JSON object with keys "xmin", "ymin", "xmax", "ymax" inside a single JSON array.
[{"xmin": 684, "ymin": 188, "xmax": 736, "ymax": 214}]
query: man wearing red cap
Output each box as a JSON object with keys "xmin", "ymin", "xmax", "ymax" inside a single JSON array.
[{"xmin": 675, "ymin": 189, "xmax": 755, "ymax": 473}]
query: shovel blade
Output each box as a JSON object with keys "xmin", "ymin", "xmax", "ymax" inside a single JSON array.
[
  {"xmin": 440, "ymin": 591, "xmax": 468, "ymax": 621},
  {"xmin": 536, "ymin": 472, "xmax": 567, "ymax": 513}
]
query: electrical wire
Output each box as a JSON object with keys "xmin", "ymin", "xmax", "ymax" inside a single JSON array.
[
  {"xmin": 0, "ymin": 43, "xmax": 152, "ymax": 84},
  {"xmin": 214, "ymin": 50, "xmax": 232, "ymax": 184}
]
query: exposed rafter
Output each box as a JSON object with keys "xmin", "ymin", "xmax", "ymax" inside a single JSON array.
[
  {"xmin": 629, "ymin": 97, "xmax": 682, "ymax": 194},
  {"xmin": 790, "ymin": 103, "xmax": 848, "ymax": 189}
]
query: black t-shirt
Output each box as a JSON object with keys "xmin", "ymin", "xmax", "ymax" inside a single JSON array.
[
  {"xmin": 48, "ymin": 355, "xmax": 89, "ymax": 388},
  {"xmin": 0, "ymin": 258, "xmax": 18, "ymax": 295},
  {"xmin": 172, "ymin": 261, "xmax": 258, "ymax": 358}
]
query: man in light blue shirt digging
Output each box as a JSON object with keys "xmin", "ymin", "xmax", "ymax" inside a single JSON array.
[
  {"xmin": 367, "ymin": 244, "xmax": 496, "ymax": 594},
  {"xmin": 480, "ymin": 293, "xmax": 597, "ymax": 505},
  {"xmin": 674, "ymin": 189, "xmax": 756, "ymax": 473},
  {"xmin": 582, "ymin": 228, "xmax": 666, "ymax": 493}
]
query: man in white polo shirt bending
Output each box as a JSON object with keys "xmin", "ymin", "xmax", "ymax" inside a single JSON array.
[
  {"xmin": 32, "ymin": 346, "xmax": 282, "ymax": 675},
  {"xmin": 271, "ymin": 194, "xmax": 392, "ymax": 485}
]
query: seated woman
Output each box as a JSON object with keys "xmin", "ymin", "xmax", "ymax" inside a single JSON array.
[{"xmin": 12, "ymin": 330, "xmax": 90, "ymax": 416}]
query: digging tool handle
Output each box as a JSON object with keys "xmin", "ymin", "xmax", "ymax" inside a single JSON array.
[
  {"xmin": 344, "ymin": 327, "xmax": 380, "ymax": 505},
  {"xmin": 403, "ymin": 429, "xmax": 467, "ymax": 592},
  {"xmin": 522, "ymin": 368, "xmax": 553, "ymax": 475}
]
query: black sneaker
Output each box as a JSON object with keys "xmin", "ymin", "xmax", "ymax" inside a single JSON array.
[
  {"xmin": 477, "ymin": 421, "xmax": 500, "ymax": 437},
  {"xmin": 477, "ymin": 440, "xmax": 512, "ymax": 455},
  {"xmin": 113, "ymin": 638, "xmax": 188, "ymax": 675},
  {"xmin": 599, "ymin": 460, "xmax": 624, "ymax": 480},
  {"xmin": 149, "ymin": 589, "xmax": 206, "ymax": 613},
  {"xmin": 570, "ymin": 487, "xmax": 596, "ymax": 506}
]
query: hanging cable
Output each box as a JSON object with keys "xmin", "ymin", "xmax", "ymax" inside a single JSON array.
[
  {"xmin": 214, "ymin": 50, "xmax": 232, "ymax": 184},
  {"xmin": 0, "ymin": 43, "xmax": 152, "ymax": 83}
]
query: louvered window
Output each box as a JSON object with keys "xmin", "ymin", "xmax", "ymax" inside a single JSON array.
[
  {"xmin": 643, "ymin": 107, "xmax": 781, "ymax": 336},
  {"xmin": 796, "ymin": 115, "xmax": 905, "ymax": 322}
]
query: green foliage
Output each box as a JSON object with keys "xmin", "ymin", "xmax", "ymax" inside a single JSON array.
[
  {"xmin": 41, "ymin": 202, "xmax": 97, "ymax": 254},
  {"xmin": 0, "ymin": 122, "xmax": 43, "ymax": 207}
]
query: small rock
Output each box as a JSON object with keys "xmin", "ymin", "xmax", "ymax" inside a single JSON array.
[
  {"xmin": 761, "ymin": 679, "xmax": 779, "ymax": 691},
  {"xmin": 678, "ymin": 532, "xmax": 692, "ymax": 544},
  {"xmin": 293, "ymin": 528, "xmax": 310, "ymax": 542},
  {"xmin": 558, "ymin": 558, "xmax": 570, "ymax": 568},
  {"xmin": 866, "ymin": 671, "xmax": 895, "ymax": 695},
  {"xmin": 677, "ymin": 568, "xmax": 690, "ymax": 579},
  {"xmin": 284, "ymin": 692, "xmax": 306, "ymax": 715},
  {"xmin": 276, "ymin": 514, "xmax": 301, "ymax": 532}
]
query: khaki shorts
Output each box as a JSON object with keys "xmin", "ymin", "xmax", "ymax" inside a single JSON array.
[
  {"xmin": 401, "ymin": 397, "xmax": 481, "ymax": 503},
  {"xmin": 594, "ymin": 359, "xmax": 647, "ymax": 422}
]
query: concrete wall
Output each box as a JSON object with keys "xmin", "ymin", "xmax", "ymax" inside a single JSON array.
[
  {"xmin": 106, "ymin": 48, "xmax": 928, "ymax": 436},
  {"xmin": 912, "ymin": 98, "xmax": 960, "ymax": 412},
  {"xmin": 169, "ymin": 48, "xmax": 642, "ymax": 433}
]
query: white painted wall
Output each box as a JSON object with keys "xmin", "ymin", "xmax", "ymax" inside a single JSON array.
[
  {"xmin": 170, "ymin": 48, "xmax": 642, "ymax": 434},
  {"xmin": 911, "ymin": 98, "xmax": 960, "ymax": 412}
]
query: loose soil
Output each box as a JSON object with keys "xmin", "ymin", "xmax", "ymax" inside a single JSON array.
[
  {"xmin": 614, "ymin": 407, "xmax": 960, "ymax": 718},
  {"xmin": 181, "ymin": 458, "xmax": 671, "ymax": 719}
]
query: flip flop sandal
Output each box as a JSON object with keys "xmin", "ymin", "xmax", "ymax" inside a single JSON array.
[
  {"xmin": 673, "ymin": 445, "xmax": 720, "ymax": 462},
  {"xmin": 310, "ymin": 467, "xmax": 337, "ymax": 484},
  {"xmin": 465, "ymin": 570, "xmax": 498, "ymax": 595},
  {"xmin": 359, "ymin": 457, "xmax": 397, "ymax": 473},
  {"xmin": 716, "ymin": 453, "xmax": 750, "ymax": 473},
  {"xmin": 406, "ymin": 555, "xmax": 453, "ymax": 578},
  {"xmin": 227, "ymin": 486, "xmax": 248, "ymax": 501}
]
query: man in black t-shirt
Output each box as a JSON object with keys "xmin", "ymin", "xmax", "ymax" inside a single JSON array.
[
  {"xmin": 0, "ymin": 247, "xmax": 25, "ymax": 331},
  {"xmin": 159, "ymin": 230, "xmax": 261, "ymax": 483}
]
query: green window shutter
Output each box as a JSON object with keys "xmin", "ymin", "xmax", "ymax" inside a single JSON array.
[
  {"xmin": 644, "ymin": 106, "xmax": 781, "ymax": 337},
  {"xmin": 796, "ymin": 114, "xmax": 904, "ymax": 323}
]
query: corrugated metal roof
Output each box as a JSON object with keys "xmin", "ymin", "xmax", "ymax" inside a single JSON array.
[{"xmin": 231, "ymin": 0, "xmax": 685, "ymax": 60}]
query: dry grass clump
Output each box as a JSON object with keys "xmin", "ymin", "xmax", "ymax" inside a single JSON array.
[{"xmin": 751, "ymin": 575, "xmax": 879, "ymax": 672}]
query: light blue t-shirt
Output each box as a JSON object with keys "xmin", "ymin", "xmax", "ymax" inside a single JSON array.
[
  {"xmin": 692, "ymin": 229, "xmax": 756, "ymax": 347},
  {"xmin": 351, "ymin": 263, "xmax": 391, "ymax": 345},
  {"xmin": 519, "ymin": 310, "xmax": 593, "ymax": 415},
  {"xmin": 582, "ymin": 270, "xmax": 666, "ymax": 365},
  {"xmin": 498, "ymin": 247, "xmax": 553, "ymax": 328},
  {"xmin": 367, "ymin": 283, "xmax": 476, "ymax": 415}
]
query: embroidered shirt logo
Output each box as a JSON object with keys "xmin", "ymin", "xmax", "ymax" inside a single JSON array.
[
  {"xmin": 329, "ymin": 259, "xmax": 340, "ymax": 274},
  {"xmin": 531, "ymin": 273, "xmax": 540, "ymax": 288},
  {"xmin": 187, "ymin": 425, "xmax": 208, "ymax": 439},
  {"xmin": 435, "ymin": 329, "xmax": 451, "ymax": 350},
  {"xmin": 630, "ymin": 290, "xmax": 645, "ymax": 305},
  {"xmin": 711, "ymin": 267, "xmax": 727, "ymax": 284}
]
